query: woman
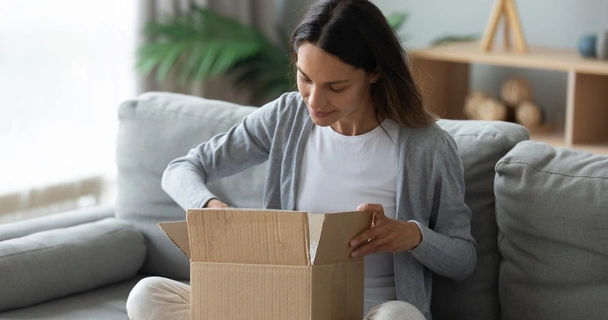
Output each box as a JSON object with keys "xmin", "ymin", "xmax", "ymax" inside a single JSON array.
[{"xmin": 127, "ymin": 0, "xmax": 476, "ymax": 319}]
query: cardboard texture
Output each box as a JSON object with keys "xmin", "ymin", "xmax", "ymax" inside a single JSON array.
[
  {"xmin": 157, "ymin": 221, "xmax": 190, "ymax": 258},
  {"xmin": 158, "ymin": 208, "xmax": 373, "ymax": 320}
]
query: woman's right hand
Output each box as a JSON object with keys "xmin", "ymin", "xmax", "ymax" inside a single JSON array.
[{"xmin": 205, "ymin": 199, "xmax": 229, "ymax": 208}]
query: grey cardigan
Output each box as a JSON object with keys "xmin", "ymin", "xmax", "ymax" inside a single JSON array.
[{"xmin": 162, "ymin": 92, "xmax": 476, "ymax": 319}]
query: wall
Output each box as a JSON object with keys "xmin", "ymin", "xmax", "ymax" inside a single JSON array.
[{"xmin": 372, "ymin": 0, "xmax": 608, "ymax": 129}]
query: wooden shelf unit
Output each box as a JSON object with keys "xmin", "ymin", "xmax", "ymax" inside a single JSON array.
[{"xmin": 410, "ymin": 41, "xmax": 608, "ymax": 154}]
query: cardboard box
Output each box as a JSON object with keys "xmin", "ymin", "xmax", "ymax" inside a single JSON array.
[{"xmin": 159, "ymin": 208, "xmax": 373, "ymax": 320}]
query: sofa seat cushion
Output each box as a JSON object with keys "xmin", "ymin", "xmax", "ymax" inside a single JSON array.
[
  {"xmin": 0, "ymin": 218, "xmax": 146, "ymax": 312},
  {"xmin": 430, "ymin": 120, "xmax": 529, "ymax": 320},
  {"xmin": 0, "ymin": 276, "xmax": 144, "ymax": 320},
  {"xmin": 495, "ymin": 141, "xmax": 608, "ymax": 320}
]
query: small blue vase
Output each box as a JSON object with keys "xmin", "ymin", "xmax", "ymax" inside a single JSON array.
[{"xmin": 578, "ymin": 34, "xmax": 597, "ymax": 58}]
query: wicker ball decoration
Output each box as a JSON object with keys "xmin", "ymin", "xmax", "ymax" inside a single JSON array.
[
  {"xmin": 464, "ymin": 92, "xmax": 508, "ymax": 121},
  {"xmin": 501, "ymin": 78, "xmax": 532, "ymax": 106},
  {"xmin": 515, "ymin": 100, "xmax": 544, "ymax": 129}
]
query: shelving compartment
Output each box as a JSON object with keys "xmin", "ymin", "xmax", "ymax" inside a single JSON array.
[
  {"xmin": 567, "ymin": 71, "xmax": 608, "ymax": 154},
  {"xmin": 410, "ymin": 42, "xmax": 608, "ymax": 154}
]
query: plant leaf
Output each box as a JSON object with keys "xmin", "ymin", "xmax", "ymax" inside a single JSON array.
[
  {"xmin": 386, "ymin": 12, "xmax": 408, "ymax": 32},
  {"xmin": 156, "ymin": 43, "xmax": 187, "ymax": 82},
  {"xmin": 137, "ymin": 4, "xmax": 272, "ymax": 84},
  {"xmin": 431, "ymin": 34, "xmax": 481, "ymax": 47},
  {"xmin": 178, "ymin": 43, "xmax": 204, "ymax": 83}
]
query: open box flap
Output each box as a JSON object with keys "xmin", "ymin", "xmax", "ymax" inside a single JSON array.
[
  {"xmin": 158, "ymin": 221, "xmax": 190, "ymax": 259},
  {"xmin": 187, "ymin": 209, "xmax": 310, "ymax": 266},
  {"xmin": 313, "ymin": 211, "xmax": 373, "ymax": 265}
]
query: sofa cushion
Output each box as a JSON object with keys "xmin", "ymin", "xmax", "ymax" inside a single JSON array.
[
  {"xmin": 431, "ymin": 120, "xmax": 529, "ymax": 320},
  {"xmin": 0, "ymin": 218, "xmax": 146, "ymax": 312},
  {"xmin": 495, "ymin": 141, "xmax": 608, "ymax": 320},
  {"xmin": 0, "ymin": 276, "xmax": 144, "ymax": 320},
  {"xmin": 0, "ymin": 205, "xmax": 114, "ymax": 241},
  {"xmin": 116, "ymin": 92, "xmax": 266, "ymax": 279}
]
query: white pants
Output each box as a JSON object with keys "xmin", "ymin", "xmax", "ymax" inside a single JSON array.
[{"xmin": 127, "ymin": 276, "xmax": 425, "ymax": 320}]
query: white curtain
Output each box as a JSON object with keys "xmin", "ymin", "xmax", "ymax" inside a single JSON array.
[{"xmin": 0, "ymin": 1, "xmax": 138, "ymax": 222}]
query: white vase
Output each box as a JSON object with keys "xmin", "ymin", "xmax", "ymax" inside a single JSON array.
[{"xmin": 597, "ymin": 30, "xmax": 608, "ymax": 60}]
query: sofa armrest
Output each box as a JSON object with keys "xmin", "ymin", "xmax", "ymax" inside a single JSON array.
[
  {"xmin": 0, "ymin": 205, "xmax": 114, "ymax": 241},
  {"xmin": 0, "ymin": 217, "xmax": 146, "ymax": 312}
]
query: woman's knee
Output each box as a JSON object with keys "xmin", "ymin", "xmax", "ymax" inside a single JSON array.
[
  {"xmin": 364, "ymin": 301, "xmax": 425, "ymax": 320},
  {"xmin": 126, "ymin": 277, "xmax": 172, "ymax": 318}
]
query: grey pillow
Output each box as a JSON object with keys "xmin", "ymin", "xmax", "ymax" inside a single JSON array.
[
  {"xmin": 0, "ymin": 218, "xmax": 146, "ymax": 312},
  {"xmin": 0, "ymin": 205, "xmax": 114, "ymax": 241},
  {"xmin": 432, "ymin": 120, "xmax": 529, "ymax": 320},
  {"xmin": 496, "ymin": 141, "xmax": 608, "ymax": 320},
  {"xmin": 116, "ymin": 92, "xmax": 266, "ymax": 279}
]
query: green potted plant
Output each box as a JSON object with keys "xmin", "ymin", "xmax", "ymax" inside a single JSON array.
[{"xmin": 136, "ymin": 4, "xmax": 408, "ymax": 102}]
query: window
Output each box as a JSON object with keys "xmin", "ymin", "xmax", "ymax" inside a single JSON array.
[{"xmin": 0, "ymin": 0, "xmax": 137, "ymax": 220}]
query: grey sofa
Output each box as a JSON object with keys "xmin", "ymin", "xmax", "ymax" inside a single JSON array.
[{"xmin": 0, "ymin": 92, "xmax": 606, "ymax": 320}]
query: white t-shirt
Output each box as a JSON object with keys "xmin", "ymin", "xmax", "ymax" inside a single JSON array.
[{"xmin": 296, "ymin": 119, "xmax": 399, "ymax": 314}]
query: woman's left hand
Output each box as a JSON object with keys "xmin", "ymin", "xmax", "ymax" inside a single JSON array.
[{"xmin": 349, "ymin": 203, "xmax": 422, "ymax": 258}]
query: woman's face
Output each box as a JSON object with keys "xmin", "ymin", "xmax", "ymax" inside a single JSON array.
[{"xmin": 296, "ymin": 42, "xmax": 378, "ymax": 135}]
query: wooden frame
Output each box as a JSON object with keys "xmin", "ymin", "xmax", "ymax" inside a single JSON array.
[{"xmin": 480, "ymin": 0, "xmax": 528, "ymax": 54}]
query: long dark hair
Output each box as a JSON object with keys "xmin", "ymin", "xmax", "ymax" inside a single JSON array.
[{"xmin": 290, "ymin": 0, "xmax": 436, "ymax": 128}]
